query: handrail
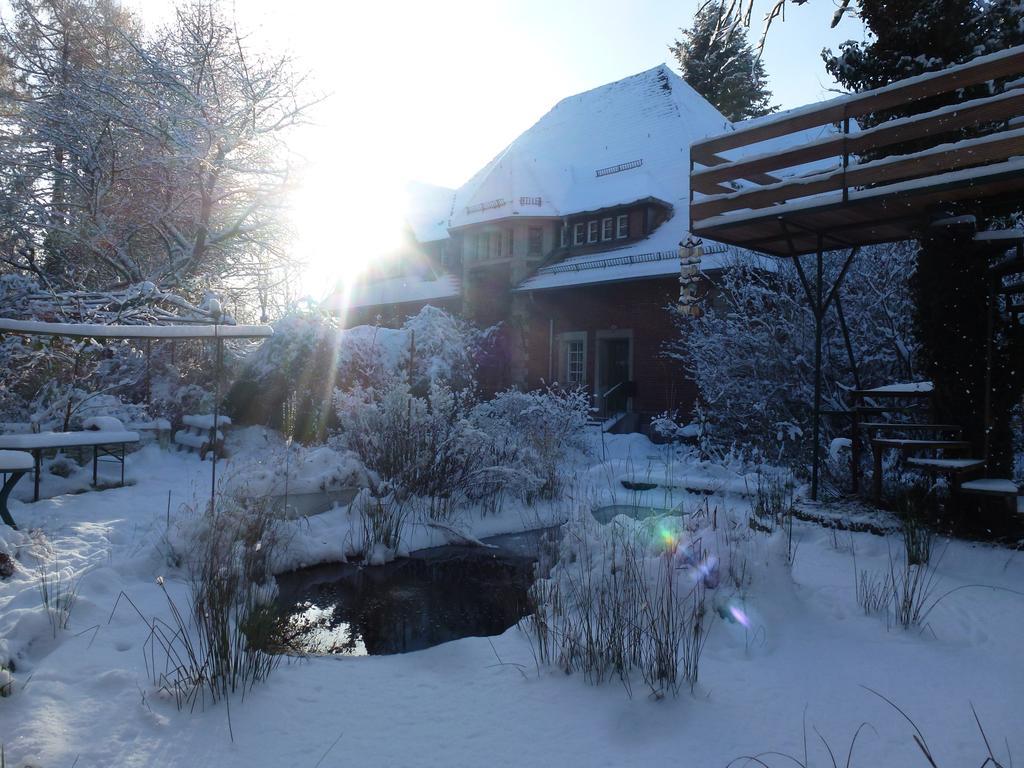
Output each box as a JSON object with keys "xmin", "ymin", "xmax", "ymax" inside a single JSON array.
[
  {"xmin": 688, "ymin": 44, "xmax": 1024, "ymax": 237},
  {"xmin": 691, "ymin": 43, "xmax": 1024, "ymax": 162}
]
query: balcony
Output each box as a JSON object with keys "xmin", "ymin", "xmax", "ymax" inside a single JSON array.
[{"xmin": 688, "ymin": 44, "xmax": 1024, "ymax": 256}]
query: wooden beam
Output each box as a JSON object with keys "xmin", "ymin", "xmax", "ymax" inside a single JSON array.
[
  {"xmin": 691, "ymin": 127, "xmax": 1024, "ymax": 220},
  {"xmin": 691, "ymin": 89, "xmax": 1024, "ymax": 192},
  {"xmin": 691, "ymin": 44, "xmax": 1024, "ymax": 162}
]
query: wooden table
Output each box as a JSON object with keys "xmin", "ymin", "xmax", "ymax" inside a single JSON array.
[
  {"xmin": 0, "ymin": 449, "xmax": 34, "ymax": 528},
  {"xmin": 0, "ymin": 431, "xmax": 140, "ymax": 502}
]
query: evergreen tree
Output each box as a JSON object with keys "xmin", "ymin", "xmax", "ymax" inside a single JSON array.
[
  {"xmin": 670, "ymin": 3, "xmax": 776, "ymax": 122},
  {"xmin": 823, "ymin": 0, "xmax": 1024, "ymax": 488}
]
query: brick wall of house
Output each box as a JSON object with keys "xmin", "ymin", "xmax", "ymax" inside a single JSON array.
[{"xmin": 516, "ymin": 276, "xmax": 698, "ymax": 418}]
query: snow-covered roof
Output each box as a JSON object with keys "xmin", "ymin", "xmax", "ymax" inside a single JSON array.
[
  {"xmin": 450, "ymin": 65, "xmax": 730, "ymax": 230},
  {"xmin": 343, "ymin": 273, "xmax": 461, "ymax": 310},
  {"xmin": 515, "ymin": 232, "xmax": 737, "ymax": 292},
  {"xmin": 404, "ymin": 182, "xmax": 454, "ymax": 243}
]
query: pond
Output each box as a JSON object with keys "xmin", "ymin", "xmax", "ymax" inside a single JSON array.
[
  {"xmin": 590, "ymin": 504, "xmax": 683, "ymax": 524},
  {"xmin": 266, "ymin": 528, "xmax": 558, "ymax": 656}
]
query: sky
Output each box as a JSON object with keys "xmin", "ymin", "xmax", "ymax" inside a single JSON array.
[{"xmin": 128, "ymin": 0, "xmax": 866, "ymax": 298}]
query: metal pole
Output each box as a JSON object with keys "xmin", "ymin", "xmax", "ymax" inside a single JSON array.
[
  {"xmin": 211, "ymin": 334, "xmax": 222, "ymax": 513},
  {"xmin": 811, "ymin": 238, "xmax": 824, "ymax": 501},
  {"xmin": 983, "ymin": 276, "xmax": 995, "ymax": 461}
]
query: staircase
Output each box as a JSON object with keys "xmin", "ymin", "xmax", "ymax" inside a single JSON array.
[
  {"xmin": 851, "ymin": 378, "xmax": 1019, "ymax": 512},
  {"xmin": 854, "ymin": 228, "xmax": 1023, "ymax": 512}
]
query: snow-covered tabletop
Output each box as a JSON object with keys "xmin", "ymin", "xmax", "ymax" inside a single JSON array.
[
  {"xmin": 0, "ymin": 431, "xmax": 140, "ymax": 450},
  {"xmin": 0, "ymin": 449, "xmax": 34, "ymax": 471},
  {"xmin": 860, "ymin": 381, "xmax": 933, "ymax": 395}
]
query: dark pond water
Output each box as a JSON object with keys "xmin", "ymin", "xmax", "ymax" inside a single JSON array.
[{"xmin": 267, "ymin": 527, "xmax": 558, "ymax": 656}]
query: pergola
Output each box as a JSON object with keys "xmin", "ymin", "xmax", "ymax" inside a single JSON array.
[
  {"xmin": 0, "ymin": 318, "xmax": 273, "ymax": 514},
  {"xmin": 688, "ymin": 44, "xmax": 1024, "ymax": 501}
]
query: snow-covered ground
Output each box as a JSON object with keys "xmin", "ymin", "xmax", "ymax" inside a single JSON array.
[{"xmin": 1, "ymin": 433, "xmax": 1022, "ymax": 767}]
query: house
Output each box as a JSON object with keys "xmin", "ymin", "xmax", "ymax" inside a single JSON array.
[{"xmin": 330, "ymin": 65, "xmax": 752, "ymax": 431}]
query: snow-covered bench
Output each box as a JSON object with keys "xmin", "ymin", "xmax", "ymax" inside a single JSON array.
[
  {"xmin": 0, "ymin": 449, "xmax": 34, "ymax": 528},
  {"xmin": 173, "ymin": 414, "xmax": 231, "ymax": 460},
  {"xmin": 0, "ymin": 429, "xmax": 140, "ymax": 502}
]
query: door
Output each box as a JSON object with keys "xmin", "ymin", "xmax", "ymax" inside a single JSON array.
[{"xmin": 599, "ymin": 337, "xmax": 631, "ymax": 414}]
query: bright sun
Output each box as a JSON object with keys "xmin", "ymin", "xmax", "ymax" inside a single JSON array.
[{"xmin": 288, "ymin": 121, "xmax": 408, "ymax": 301}]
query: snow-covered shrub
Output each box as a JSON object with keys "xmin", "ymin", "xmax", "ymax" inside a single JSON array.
[
  {"xmin": 334, "ymin": 381, "xmax": 481, "ymax": 518},
  {"xmin": 525, "ymin": 513, "xmax": 713, "ymax": 697},
  {"xmin": 471, "ymin": 386, "xmax": 590, "ymax": 501},
  {"xmin": 670, "ymin": 244, "xmax": 918, "ymax": 485},
  {"xmin": 230, "ymin": 305, "xmax": 482, "ymax": 442},
  {"xmin": 352, "ymin": 489, "xmax": 411, "ymax": 564},
  {"xmin": 147, "ymin": 494, "xmax": 283, "ymax": 710},
  {"xmin": 37, "ymin": 563, "xmax": 81, "ymax": 638}
]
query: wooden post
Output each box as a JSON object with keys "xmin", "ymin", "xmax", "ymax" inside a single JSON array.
[{"xmin": 93, "ymin": 445, "xmax": 98, "ymax": 487}]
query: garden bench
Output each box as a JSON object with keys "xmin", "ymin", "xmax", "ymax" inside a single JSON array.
[
  {"xmin": 173, "ymin": 414, "xmax": 230, "ymax": 460},
  {"xmin": 0, "ymin": 430, "xmax": 140, "ymax": 503},
  {"xmin": 0, "ymin": 449, "xmax": 33, "ymax": 528}
]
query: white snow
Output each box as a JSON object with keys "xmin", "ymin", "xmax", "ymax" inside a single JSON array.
[
  {"xmin": 181, "ymin": 414, "xmax": 232, "ymax": 429},
  {"xmin": 694, "ymin": 155, "xmax": 1024, "ymax": 231},
  {"xmin": 694, "ymin": 42, "xmax": 1024, "ymax": 153},
  {"xmin": 516, "ymin": 237, "xmax": 748, "ymax": 292},
  {"xmin": 0, "ymin": 318, "xmax": 273, "ymax": 339},
  {"xmin": 960, "ymin": 478, "xmax": 1020, "ymax": 494},
  {"xmin": 1, "ymin": 433, "xmax": 1022, "ymax": 768},
  {"xmin": 450, "ymin": 65, "xmax": 728, "ymax": 230},
  {"xmin": 345, "ymin": 272, "xmax": 461, "ymax": 309},
  {"xmin": 82, "ymin": 416, "xmax": 126, "ymax": 432},
  {"xmin": 864, "ymin": 381, "xmax": 934, "ymax": 394},
  {"xmin": 404, "ymin": 181, "xmax": 455, "ymax": 243},
  {"xmin": 974, "ymin": 228, "xmax": 1024, "ymax": 241},
  {"xmin": 0, "ymin": 431, "xmax": 140, "ymax": 449},
  {"xmin": 0, "ymin": 450, "xmax": 33, "ymax": 471}
]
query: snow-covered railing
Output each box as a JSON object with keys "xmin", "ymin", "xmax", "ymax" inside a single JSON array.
[
  {"xmin": 689, "ymin": 44, "xmax": 1024, "ymax": 256},
  {"xmin": 0, "ymin": 319, "xmax": 273, "ymax": 339}
]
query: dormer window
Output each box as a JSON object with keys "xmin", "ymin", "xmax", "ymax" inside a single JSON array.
[
  {"xmin": 616, "ymin": 214, "xmax": 629, "ymax": 239},
  {"xmin": 574, "ymin": 223, "xmax": 585, "ymax": 245},
  {"xmin": 560, "ymin": 226, "xmax": 569, "ymax": 248},
  {"xmin": 601, "ymin": 218, "xmax": 613, "ymax": 241},
  {"xmin": 588, "ymin": 221, "xmax": 599, "ymax": 243}
]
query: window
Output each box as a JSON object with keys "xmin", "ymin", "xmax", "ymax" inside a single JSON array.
[
  {"xmin": 616, "ymin": 214, "xmax": 629, "ymax": 239},
  {"xmin": 489, "ymin": 231, "xmax": 501, "ymax": 260},
  {"xmin": 566, "ymin": 340, "xmax": 585, "ymax": 386},
  {"xmin": 601, "ymin": 217, "xmax": 614, "ymax": 241},
  {"xmin": 558, "ymin": 332, "xmax": 587, "ymax": 387},
  {"xmin": 560, "ymin": 226, "xmax": 569, "ymax": 248},
  {"xmin": 574, "ymin": 223, "xmax": 585, "ymax": 245},
  {"xmin": 528, "ymin": 227, "xmax": 543, "ymax": 257},
  {"xmin": 587, "ymin": 220, "xmax": 599, "ymax": 243},
  {"xmin": 475, "ymin": 233, "xmax": 487, "ymax": 260}
]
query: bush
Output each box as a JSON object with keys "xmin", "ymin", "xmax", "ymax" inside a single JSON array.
[
  {"xmin": 229, "ymin": 305, "xmax": 483, "ymax": 442},
  {"xmin": 670, "ymin": 244, "xmax": 919, "ymax": 481},
  {"xmin": 138, "ymin": 495, "xmax": 283, "ymax": 711},
  {"xmin": 471, "ymin": 386, "xmax": 590, "ymax": 501}
]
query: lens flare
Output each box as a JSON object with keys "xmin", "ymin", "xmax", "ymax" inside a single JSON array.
[{"xmin": 728, "ymin": 604, "xmax": 751, "ymax": 628}]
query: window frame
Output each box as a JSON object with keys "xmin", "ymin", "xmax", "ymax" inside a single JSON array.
[
  {"xmin": 560, "ymin": 226, "xmax": 569, "ymax": 248},
  {"xmin": 616, "ymin": 214, "xmax": 629, "ymax": 239},
  {"xmin": 587, "ymin": 220, "xmax": 599, "ymax": 244},
  {"xmin": 557, "ymin": 331, "xmax": 588, "ymax": 388},
  {"xmin": 573, "ymin": 223, "xmax": 585, "ymax": 246},
  {"xmin": 601, "ymin": 217, "xmax": 614, "ymax": 241}
]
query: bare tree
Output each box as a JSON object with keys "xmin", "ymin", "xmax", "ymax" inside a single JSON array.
[{"xmin": 0, "ymin": 0, "xmax": 313, "ymax": 317}]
